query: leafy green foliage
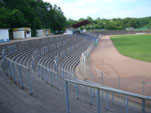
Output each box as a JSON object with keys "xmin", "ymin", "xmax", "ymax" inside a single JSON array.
[
  {"xmin": 0, "ymin": 0, "xmax": 150, "ymax": 33},
  {"xmin": 0, "ymin": 0, "xmax": 67, "ymax": 35},
  {"xmin": 111, "ymin": 35, "xmax": 151, "ymax": 62},
  {"xmin": 67, "ymin": 16, "xmax": 151, "ymax": 30}
]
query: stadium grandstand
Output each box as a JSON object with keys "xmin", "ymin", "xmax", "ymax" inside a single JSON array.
[{"xmin": 0, "ymin": 24, "xmax": 151, "ymax": 113}]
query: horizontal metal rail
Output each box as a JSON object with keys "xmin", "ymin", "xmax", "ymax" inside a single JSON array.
[
  {"xmin": 38, "ymin": 63, "xmax": 57, "ymax": 74},
  {"xmin": 3, "ymin": 56, "xmax": 32, "ymax": 95},
  {"xmin": 5, "ymin": 57, "xmax": 29, "ymax": 69},
  {"xmin": 65, "ymin": 79, "xmax": 151, "ymax": 113},
  {"xmin": 66, "ymin": 79, "xmax": 151, "ymax": 100},
  {"xmin": 143, "ymin": 82, "xmax": 151, "ymax": 84}
]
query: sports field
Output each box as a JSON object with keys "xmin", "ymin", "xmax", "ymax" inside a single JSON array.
[
  {"xmin": 89, "ymin": 35, "xmax": 151, "ymax": 96},
  {"xmin": 111, "ymin": 34, "xmax": 151, "ymax": 62}
]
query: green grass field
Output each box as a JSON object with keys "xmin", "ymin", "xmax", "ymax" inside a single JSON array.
[{"xmin": 110, "ymin": 34, "xmax": 151, "ymax": 62}]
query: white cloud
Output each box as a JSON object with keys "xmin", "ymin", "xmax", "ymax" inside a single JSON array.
[
  {"xmin": 43, "ymin": 0, "xmax": 151, "ymax": 20},
  {"xmin": 43, "ymin": 0, "xmax": 61, "ymax": 5}
]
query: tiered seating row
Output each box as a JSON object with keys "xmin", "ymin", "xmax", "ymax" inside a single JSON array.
[{"xmin": 2, "ymin": 34, "xmax": 88, "ymax": 92}]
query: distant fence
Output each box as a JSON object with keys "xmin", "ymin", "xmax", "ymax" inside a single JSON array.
[
  {"xmin": 90, "ymin": 30, "xmax": 151, "ymax": 36},
  {"xmin": 79, "ymin": 35, "xmax": 101, "ymax": 78},
  {"xmin": 86, "ymin": 66, "xmax": 151, "ymax": 97}
]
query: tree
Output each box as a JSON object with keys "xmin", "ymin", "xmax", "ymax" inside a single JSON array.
[
  {"xmin": 0, "ymin": 0, "xmax": 67, "ymax": 35},
  {"xmin": 9, "ymin": 9, "xmax": 25, "ymax": 28}
]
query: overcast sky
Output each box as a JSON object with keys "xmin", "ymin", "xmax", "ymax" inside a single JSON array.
[{"xmin": 43, "ymin": 0, "xmax": 151, "ymax": 20}]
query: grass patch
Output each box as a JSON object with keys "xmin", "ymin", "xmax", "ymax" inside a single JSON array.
[{"xmin": 110, "ymin": 34, "xmax": 151, "ymax": 62}]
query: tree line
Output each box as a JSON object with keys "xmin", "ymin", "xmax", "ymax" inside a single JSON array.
[
  {"xmin": 67, "ymin": 16, "xmax": 151, "ymax": 30},
  {"xmin": 0, "ymin": 0, "xmax": 151, "ymax": 35},
  {"xmin": 0, "ymin": 0, "xmax": 66, "ymax": 36}
]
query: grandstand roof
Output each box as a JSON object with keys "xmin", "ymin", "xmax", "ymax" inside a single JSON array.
[{"xmin": 70, "ymin": 20, "xmax": 91, "ymax": 28}]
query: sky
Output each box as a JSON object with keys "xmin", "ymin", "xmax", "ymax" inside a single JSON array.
[{"xmin": 43, "ymin": 0, "xmax": 151, "ymax": 20}]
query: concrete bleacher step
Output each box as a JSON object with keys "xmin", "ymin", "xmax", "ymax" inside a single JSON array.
[
  {"xmin": 0, "ymin": 67, "xmax": 144, "ymax": 113},
  {"xmin": 0, "ymin": 68, "xmax": 50, "ymax": 113}
]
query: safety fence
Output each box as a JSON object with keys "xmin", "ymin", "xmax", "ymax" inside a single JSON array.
[
  {"xmin": 79, "ymin": 34, "xmax": 101, "ymax": 79},
  {"xmin": 65, "ymin": 79, "xmax": 151, "ymax": 113},
  {"xmin": 85, "ymin": 66, "xmax": 151, "ymax": 97},
  {"xmin": 2, "ymin": 55, "xmax": 32, "ymax": 95},
  {"xmin": 37, "ymin": 63, "xmax": 61, "ymax": 89},
  {"xmin": 90, "ymin": 30, "xmax": 151, "ymax": 36},
  {"xmin": 142, "ymin": 82, "xmax": 151, "ymax": 96}
]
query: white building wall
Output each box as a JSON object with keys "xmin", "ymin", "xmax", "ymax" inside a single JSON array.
[
  {"xmin": 13, "ymin": 31, "xmax": 25, "ymax": 39},
  {"xmin": 36, "ymin": 30, "xmax": 43, "ymax": 37},
  {"xmin": 64, "ymin": 30, "xmax": 73, "ymax": 34},
  {"xmin": 26, "ymin": 31, "xmax": 31, "ymax": 38},
  {"xmin": 0, "ymin": 29, "xmax": 9, "ymax": 42}
]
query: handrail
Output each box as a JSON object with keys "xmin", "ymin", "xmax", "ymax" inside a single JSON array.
[
  {"xmin": 5, "ymin": 57, "xmax": 29, "ymax": 69},
  {"xmin": 86, "ymin": 76, "xmax": 102, "ymax": 78},
  {"xmin": 66, "ymin": 79, "xmax": 151, "ymax": 101},
  {"xmin": 38, "ymin": 63, "xmax": 57, "ymax": 74},
  {"xmin": 143, "ymin": 82, "xmax": 151, "ymax": 84},
  {"xmin": 59, "ymin": 67, "xmax": 75, "ymax": 76},
  {"xmin": 3, "ymin": 56, "xmax": 32, "ymax": 95}
]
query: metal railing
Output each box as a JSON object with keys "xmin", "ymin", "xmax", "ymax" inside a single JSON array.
[
  {"xmin": 37, "ymin": 63, "xmax": 60, "ymax": 89},
  {"xmin": 65, "ymin": 79, "xmax": 151, "ymax": 113},
  {"xmin": 2, "ymin": 56, "xmax": 33, "ymax": 95},
  {"xmin": 142, "ymin": 82, "xmax": 151, "ymax": 95},
  {"xmin": 58, "ymin": 66, "xmax": 77, "ymax": 81},
  {"xmin": 87, "ymin": 66, "xmax": 151, "ymax": 96}
]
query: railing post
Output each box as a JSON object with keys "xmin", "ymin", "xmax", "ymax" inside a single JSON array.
[
  {"xmin": 142, "ymin": 99, "xmax": 145, "ymax": 113},
  {"xmin": 56, "ymin": 72, "xmax": 59, "ymax": 89},
  {"xmin": 90, "ymin": 88, "xmax": 93, "ymax": 105},
  {"xmin": 63, "ymin": 69, "xmax": 64, "ymax": 79},
  {"xmin": 28, "ymin": 68, "xmax": 32, "ymax": 96},
  {"xmin": 38, "ymin": 65, "xmax": 40, "ymax": 77},
  {"xmin": 97, "ymin": 88, "xmax": 100, "ymax": 113},
  {"xmin": 85, "ymin": 86, "xmax": 87, "ymax": 93},
  {"xmin": 106, "ymin": 92, "xmax": 108, "ymax": 111},
  {"xmin": 112, "ymin": 94, "xmax": 114, "ymax": 104},
  {"xmin": 12, "ymin": 63, "xmax": 17, "ymax": 84},
  {"xmin": 123, "ymin": 97, "xmax": 126, "ymax": 106},
  {"xmin": 102, "ymin": 90, "xmax": 104, "ymax": 101},
  {"xmin": 76, "ymin": 84, "xmax": 79, "ymax": 99},
  {"xmin": 49, "ymin": 71, "xmax": 53, "ymax": 85},
  {"xmin": 19, "ymin": 66, "xmax": 24, "ymax": 89},
  {"xmin": 65, "ymin": 81, "xmax": 70, "ymax": 113},
  {"xmin": 69, "ymin": 73, "xmax": 71, "ymax": 80},
  {"xmin": 102, "ymin": 72, "xmax": 104, "ymax": 85},
  {"xmin": 65, "ymin": 71, "xmax": 67, "ymax": 80},
  {"xmin": 101, "ymin": 72, "xmax": 104, "ymax": 101},
  {"xmin": 118, "ymin": 76, "xmax": 120, "ymax": 89},
  {"xmin": 45, "ymin": 69, "xmax": 47, "ymax": 81},
  {"xmin": 42, "ymin": 66, "xmax": 44, "ymax": 80},
  {"xmin": 93, "ymin": 88, "xmax": 95, "ymax": 97},
  {"xmin": 126, "ymin": 96, "xmax": 128, "ymax": 113},
  {"xmin": 142, "ymin": 81, "xmax": 144, "ymax": 95},
  {"xmin": 2, "ymin": 49, "xmax": 6, "ymax": 70},
  {"xmin": 8, "ymin": 61, "xmax": 12, "ymax": 79}
]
